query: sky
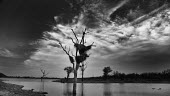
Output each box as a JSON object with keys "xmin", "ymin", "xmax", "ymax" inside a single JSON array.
[{"xmin": 0, "ymin": 0, "xmax": 170, "ymax": 78}]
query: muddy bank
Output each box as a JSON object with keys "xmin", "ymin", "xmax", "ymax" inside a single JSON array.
[{"xmin": 0, "ymin": 80, "xmax": 47, "ymax": 96}]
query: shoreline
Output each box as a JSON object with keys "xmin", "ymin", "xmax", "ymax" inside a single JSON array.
[
  {"xmin": 53, "ymin": 78, "xmax": 170, "ymax": 84},
  {"xmin": 0, "ymin": 79, "xmax": 47, "ymax": 96}
]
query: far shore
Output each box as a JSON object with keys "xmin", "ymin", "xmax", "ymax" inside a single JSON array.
[
  {"xmin": 1, "ymin": 77, "xmax": 170, "ymax": 84},
  {"xmin": 53, "ymin": 78, "xmax": 170, "ymax": 84}
]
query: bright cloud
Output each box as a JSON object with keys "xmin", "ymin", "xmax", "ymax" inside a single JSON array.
[{"xmin": 23, "ymin": 7, "xmax": 170, "ymax": 76}]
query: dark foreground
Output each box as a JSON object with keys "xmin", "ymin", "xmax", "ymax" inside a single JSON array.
[{"xmin": 0, "ymin": 80, "xmax": 47, "ymax": 96}]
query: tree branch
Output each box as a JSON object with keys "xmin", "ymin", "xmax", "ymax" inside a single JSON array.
[
  {"xmin": 59, "ymin": 42, "xmax": 70, "ymax": 56},
  {"xmin": 71, "ymin": 29, "xmax": 79, "ymax": 43},
  {"xmin": 90, "ymin": 42, "xmax": 96, "ymax": 47},
  {"xmin": 80, "ymin": 28, "xmax": 87, "ymax": 44},
  {"xmin": 70, "ymin": 37, "xmax": 76, "ymax": 44}
]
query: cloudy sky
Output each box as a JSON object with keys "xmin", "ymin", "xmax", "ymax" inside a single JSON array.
[{"xmin": 0, "ymin": 0, "xmax": 170, "ymax": 78}]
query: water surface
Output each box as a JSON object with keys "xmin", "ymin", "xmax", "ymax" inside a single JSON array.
[{"xmin": 1, "ymin": 78, "xmax": 170, "ymax": 96}]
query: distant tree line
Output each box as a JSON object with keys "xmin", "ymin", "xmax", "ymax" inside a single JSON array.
[{"xmin": 102, "ymin": 67, "xmax": 170, "ymax": 82}]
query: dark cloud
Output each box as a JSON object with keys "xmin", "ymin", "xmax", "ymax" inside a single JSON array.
[
  {"xmin": 0, "ymin": 0, "xmax": 70, "ymax": 75},
  {"xmin": 0, "ymin": 0, "xmax": 3, "ymax": 4},
  {"xmin": 0, "ymin": 0, "xmax": 71, "ymax": 58},
  {"xmin": 0, "ymin": 0, "xmax": 70, "ymax": 40},
  {"xmin": 114, "ymin": 44, "xmax": 170, "ymax": 72},
  {"xmin": 0, "ymin": 43, "xmax": 39, "ymax": 75},
  {"xmin": 129, "ymin": 48, "xmax": 170, "ymax": 65},
  {"xmin": 0, "ymin": 56, "xmax": 25, "ymax": 67}
]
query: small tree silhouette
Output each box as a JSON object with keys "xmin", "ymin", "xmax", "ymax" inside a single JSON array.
[
  {"xmin": 40, "ymin": 68, "xmax": 49, "ymax": 81},
  {"xmin": 64, "ymin": 66, "xmax": 73, "ymax": 81},
  {"xmin": 80, "ymin": 62, "xmax": 87, "ymax": 82},
  {"xmin": 40, "ymin": 68, "xmax": 49, "ymax": 92},
  {"xmin": 58, "ymin": 28, "xmax": 95, "ymax": 95},
  {"xmin": 103, "ymin": 66, "xmax": 112, "ymax": 79}
]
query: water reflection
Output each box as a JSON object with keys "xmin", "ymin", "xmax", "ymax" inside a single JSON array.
[
  {"xmin": 80, "ymin": 83, "xmax": 85, "ymax": 96},
  {"xmin": 63, "ymin": 83, "xmax": 85, "ymax": 96},
  {"xmin": 63, "ymin": 83, "xmax": 73, "ymax": 96},
  {"xmin": 120, "ymin": 83, "xmax": 128, "ymax": 95},
  {"xmin": 40, "ymin": 79, "xmax": 45, "ymax": 92},
  {"xmin": 2, "ymin": 78, "xmax": 170, "ymax": 96},
  {"xmin": 103, "ymin": 83, "xmax": 112, "ymax": 96}
]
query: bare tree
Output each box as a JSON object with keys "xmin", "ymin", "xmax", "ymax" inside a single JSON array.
[
  {"xmin": 58, "ymin": 28, "xmax": 94, "ymax": 95},
  {"xmin": 64, "ymin": 66, "xmax": 73, "ymax": 81},
  {"xmin": 40, "ymin": 68, "xmax": 49, "ymax": 81},
  {"xmin": 80, "ymin": 62, "xmax": 87, "ymax": 82}
]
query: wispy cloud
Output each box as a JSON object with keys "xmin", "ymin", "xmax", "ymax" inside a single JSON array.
[
  {"xmin": 0, "ymin": 48, "xmax": 19, "ymax": 58},
  {"xmin": 28, "ymin": 8, "xmax": 170, "ymax": 61},
  {"xmin": 23, "ymin": 6, "xmax": 170, "ymax": 76}
]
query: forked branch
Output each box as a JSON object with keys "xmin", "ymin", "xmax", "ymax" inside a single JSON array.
[
  {"xmin": 40, "ymin": 68, "xmax": 49, "ymax": 77},
  {"xmin": 80, "ymin": 28, "xmax": 88, "ymax": 44},
  {"xmin": 59, "ymin": 42, "xmax": 75, "ymax": 64}
]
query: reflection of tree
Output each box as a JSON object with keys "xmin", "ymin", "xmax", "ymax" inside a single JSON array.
[
  {"xmin": 80, "ymin": 83, "xmax": 85, "ymax": 96},
  {"xmin": 40, "ymin": 79, "xmax": 45, "ymax": 92},
  {"xmin": 63, "ymin": 83, "xmax": 73, "ymax": 96},
  {"xmin": 103, "ymin": 83, "xmax": 112, "ymax": 96},
  {"xmin": 119, "ymin": 83, "xmax": 126, "ymax": 94}
]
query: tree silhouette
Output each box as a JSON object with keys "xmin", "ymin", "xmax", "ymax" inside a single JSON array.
[
  {"xmin": 103, "ymin": 66, "xmax": 112, "ymax": 79},
  {"xmin": 64, "ymin": 66, "xmax": 73, "ymax": 81},
  {"xmin": 59, "ymin": 28, "xmax": 94, "ymax": 95},
  {"xmin": 80, "ymin": 62, "xmax": 87, "ymax": 82},
  {"xmin": 40, "ymin": 68, "xmax": 49, "ymax": 81}
]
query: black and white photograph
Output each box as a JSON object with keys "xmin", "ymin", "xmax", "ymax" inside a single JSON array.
[{"xmin": 0, "ymin": 0, "xmax": 170, "ymax": 96}]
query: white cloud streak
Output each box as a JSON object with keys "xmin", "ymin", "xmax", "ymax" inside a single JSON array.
[
  {"xmin": 0, "ymin": 48, "xmax": 19, "ymax": 58},
  {"xmin": 23, "ymin": 7, "xmax": 170, "ymax": 76},
  {"xmin": 30, "ymin": 8, "xmax": 170, "ymax": 61}
]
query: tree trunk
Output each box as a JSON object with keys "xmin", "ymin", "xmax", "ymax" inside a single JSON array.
[
  {"xmin": 41, "ymin": 77, "xmax": 42, "ymax": 82},
  {"xmin": 82, "ymin": 70, "xmax": 84, "ymax": 82},
  {"xmin": 73, "ymin": 70, "xmax": 77, "ymax": 95},
  {"xmin": 67, "ymin": 73, "xmax": 69, "ymax": 81}
]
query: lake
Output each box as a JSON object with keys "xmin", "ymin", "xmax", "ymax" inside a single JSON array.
[{"xmin": 1, "ymin": 78, "xmax": 170, "ymax": 96}]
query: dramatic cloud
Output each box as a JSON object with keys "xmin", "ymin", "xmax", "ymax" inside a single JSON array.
[
  {"xmin": 0, "ymin": 0, "xmax": 68, "ymax": 76},
  {"xmin": 1, "ymin": 0, "xmax": 170, "ymax": 77},
  {"xmin": 32, "ymin": 7, "xmax": 170, "ymax": 77}
]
